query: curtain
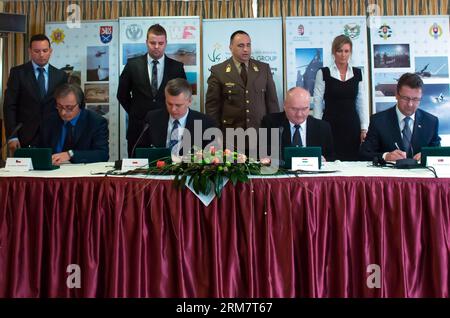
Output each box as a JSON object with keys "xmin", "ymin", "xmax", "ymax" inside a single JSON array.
[{"xmin": 258, "ymin": 0, "xmax": 450, "ymax": 17}]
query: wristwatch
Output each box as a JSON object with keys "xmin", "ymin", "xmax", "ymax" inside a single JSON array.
[{"xmin": 68, "ymin": 150, "xmax": 74, "ymax": 158}]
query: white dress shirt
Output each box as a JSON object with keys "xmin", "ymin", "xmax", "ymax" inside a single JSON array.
[
  {"xmin": 147, "ymin": 54, "xmax": 165, "ymax": 90},
  {"xmin": 313, "ymin": 63, "xmax": 369, "ymax": 130}
]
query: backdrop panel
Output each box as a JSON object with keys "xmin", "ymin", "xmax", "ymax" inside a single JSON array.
[
  {"xmin": 285, "ymin": 16, "xmax": 370, "ymax": 110},
  {"xmin": 45, "ymin": 20, "xmax": 120, "ymax": 161},
  {"xmin": 202, "ymin": 17, "xmax": 284, "ymax": 108},
  {"xmin": 369, "ymin": 15, "xmax": 450, "ymax": 145},
  {"xmin": 118, "ymin": 16, "xmax": 201, "ymax": 159}
]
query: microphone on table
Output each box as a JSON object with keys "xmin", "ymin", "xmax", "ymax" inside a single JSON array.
[
  {"xmin": 0, "ymin": 123, "xmax": 23, "ymax": 168},
  {"xmin": 114, "ymin": 122, "xmax": 150, "ymax": 170}
]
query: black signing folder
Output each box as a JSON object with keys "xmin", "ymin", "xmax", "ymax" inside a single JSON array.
[
  {"xmin": 420, "ymin": 146, "xmax": 450, "ymax": 167},
  {"xmin": 134, "ymin": 147, "xmax": 171, "ymax": 166},
  {"xmin": 14, "ymin": 148, "xmax": 59, "ymax": 170}
]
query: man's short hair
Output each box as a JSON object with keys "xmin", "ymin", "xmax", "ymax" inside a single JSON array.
[
  {"xmin": 397, "ymin": 73, "xmax": 423, "ymax": 93},
  {"xmin": 29, "ymin": 34, "xmax": 51, "ymax": 48},
  {"xmin": 147, "ymin": 24, "xmax": 167, "ymax": 39},
  {"xmin": 165, "ymin": 78, "xmax": 192, "ymax": 99},
  {"xmin": 54, "ymin": 83, "xmax": 85, "ymax": 108},
  {"xmin": 230, "ymin": 30, "xmax": 250, "ymax": 44}
]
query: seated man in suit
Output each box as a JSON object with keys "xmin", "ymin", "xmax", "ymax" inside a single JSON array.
[
  {"xmin": 39, "ymin": 83, "xmax": 109, "ymax": 164},
  {"xmin": 138, "ymin": 78, "xmax": 216, "ymax": 156},
  {"xmin": 261, "ymin": 87, "xmax": 335, "ymax": 161},
  {"xmin": 360, "ymin": 73, "xmax": 440, "ymax": 162}
]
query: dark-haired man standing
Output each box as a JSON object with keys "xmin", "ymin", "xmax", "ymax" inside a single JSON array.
[
  {"xmin": 3, "ymin": 34, "xmax": 68, "ymax": 155},
  {"xmin": 117, "ymin": 24, "xmax": 187, "ymax": 157}
]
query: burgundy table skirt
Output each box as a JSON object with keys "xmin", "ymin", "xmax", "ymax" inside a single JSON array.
[{"xmin": 0, "ymin": 176, "xmax": 449, "ymax": 297}]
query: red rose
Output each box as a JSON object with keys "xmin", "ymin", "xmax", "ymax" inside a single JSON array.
[{"xmin": 156, "ymin": 160, "xmax": 166, "ymax": 168}]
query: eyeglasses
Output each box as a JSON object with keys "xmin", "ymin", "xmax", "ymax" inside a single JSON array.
[
  {"xmin": 56, "ymin": 103, "xmax": 79, "ymax": 112},
  {"xmin": 398, "ymin": 95, "xmax": 421, "ymax": 104}
]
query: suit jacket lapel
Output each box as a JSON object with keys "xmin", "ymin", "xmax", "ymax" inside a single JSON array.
[
  {"xmin": 52, "ymin": 117, "xmax": 64, "ymax": 151},
  {"xmin": 306, "ymin": 116, "xmax": 315, "ymax": 146},
  {"xmin": 158, "ymin": 55, "xmax": 170, "ymax": 96},
  {"xmin": 140, "ymin": 54, "xmax": 153, "ymax": 95},
  {"xmin": 72, "ymin": 109, "xmax": 87, "ymax": 146},
  {"xmin": 247, "ymin": 60, "xmax": 259, "ymax": 90},
  {"xmin": 46, "ymin": 65, "xmax": 58, "ymax": 100},
  {"xmin": 280, "ymin": 114, "xmax": 291, "ymax": 149},
  {"xmin": 25, "ymin": 62, "xmax": 42, "ymax": 102},
  {"xmin": 389, "ymin": 106, "xmax": 404, "ymax": 149},
  {"xmin": 153, "ymin": 111, "xmax": 170, "ymax": 147},
  {"xmin": 411, "ymin": 109, "xmax": 423, "ymax": 152}
]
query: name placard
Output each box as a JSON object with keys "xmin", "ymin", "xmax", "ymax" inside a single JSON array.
[
  {"xmin": 5, "ymin": 157, "xmax": 33, "ymax": 171},
  {"xmin": 121, "ymin": 158, "xmax": 148, "ymax": 172},
  {"xmin": 291, "ymin": 157, "xmax": 319, "ymax": 171},
  {"xmin": 426, "ymin": 156, "xmax": 450, "ymax": 174}
]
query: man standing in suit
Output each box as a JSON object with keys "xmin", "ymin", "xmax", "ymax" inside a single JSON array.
[
  {"xmin": 360, "ymin": 73, "xmax": 440, "ymax": 162},
  {"xmin": 261, "ymin": 87, "xmax": 334, "ymax": 161},
  {"xmin": 138, "ymin": 78, "xmax": 216, "ymax": 156},
  {"xmin": 205, "ymin": 30, "xmax": 279, "ymax": 133},
  {"xmin": 3, "ymin": 34, "xmax": 68, "ymax": 155},
  {"xmin": 40, "ymin": 83, "xmax": 109, "ymax": 164},
  {"xmin": 117, "ymin": 24, "xmax": 187, "ymax": 157}
]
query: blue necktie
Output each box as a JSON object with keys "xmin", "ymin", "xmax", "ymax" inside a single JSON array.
[
  {"xmin": 292, "ymin": 124, "xmax": 302, "ymax": 147},
  {"xmin": 169, "ymin": 120, "xmax": 180, "ymax": 149},
  {"xmin": 37, "ymin": 67, "xmax": 46, "ymax": 98},
  {"xmin": 402, "ymin": 116, "xmax": 412, "ymax": 157}
]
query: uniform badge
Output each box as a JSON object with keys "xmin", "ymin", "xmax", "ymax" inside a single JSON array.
[
  {"xmin": 252, "ymin": 64, "xmax": 259, "ymax": 72},
  {"xmin": 225, "ymin": 64, "xmax": 231, "ymax": 73},
  {"xmin": 225, "ymin": 82, "xmax": 235, "ymax": 87}
]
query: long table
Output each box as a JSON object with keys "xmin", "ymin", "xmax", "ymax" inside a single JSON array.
[{"xmin": 0, "ymin": 162, "xmax": 449, "ymax": 297}]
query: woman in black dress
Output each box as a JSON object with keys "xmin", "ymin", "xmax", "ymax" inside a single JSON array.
[{"xmin": 313, "ymin": 35, "xmax": 368, "ymax": 161}]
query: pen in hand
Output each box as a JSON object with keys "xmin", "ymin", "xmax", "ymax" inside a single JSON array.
[{"xmin": 394, "ymin": 142, "xmax": 400, "ymax": 150}]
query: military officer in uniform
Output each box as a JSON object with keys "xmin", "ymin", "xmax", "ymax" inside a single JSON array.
[{"xmin": 205, "ymin": 30, "xmax": 279, "ymax": 136}]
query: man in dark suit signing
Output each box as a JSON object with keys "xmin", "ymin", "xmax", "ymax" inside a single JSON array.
[
  {"xmin": 137, "ymin": 78, "xmax": 216, "ymax": 156},
  {"xmin": 3, "ymin": 34, "xmax": 68, "ymax": 155},
  {"xmin": 117, "ymin": 24, "xmax": 187, "ymax": 157},
  {"xmin": 261, "ymin": 87, "xmax": 335, "ymax": 161},
  {"xmin": 360, "ymin": 73, "xmax": 440, "ymax": 162},
  {"xmin": 40, "ymin": 83, "xmax": 109, "ymax": 164}
]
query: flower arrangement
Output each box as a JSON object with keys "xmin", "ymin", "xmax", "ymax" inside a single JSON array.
[{"xmin": 148, "ymin": 146, "xmax": 271, "ymax": 197}]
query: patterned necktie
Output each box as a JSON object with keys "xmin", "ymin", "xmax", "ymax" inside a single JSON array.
[
  {"xmin": 402, "ymin": 116, "xmax": 412, "ymax": 156},
  {"xmin": 37, "ymin": 67, "xmax": 46, "ymax": 98},
  {"xmin": 169, "ymin": 120, "xmax": 180, "ymax": 149},
  {"xmin": 240, "ymin": 63, "xmax": 247, "ymax": 86},
  {"xmin": 63, "ymin": 122, "xmax": 74, "ymax": 151},
  {"xmin": 151, "ymin": 60, "xmax": 158, "ymax": 96},
  {"xmin": 292, "ymin": 124, "xmax": 303, "ymax": 147}
]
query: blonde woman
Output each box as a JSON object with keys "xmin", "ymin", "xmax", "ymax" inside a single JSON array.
[{"xmin": 313, "ymin": 35, "xmax": 368, "ymax": 161}]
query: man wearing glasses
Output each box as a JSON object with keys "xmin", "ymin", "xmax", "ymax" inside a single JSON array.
[
  {"xmin": 360, "ymin": 72, "xmax": 440, "ymax": 162},
  {"xmin": 39, "ymin": 83, "xmax": 109, "ymax": 164}
]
